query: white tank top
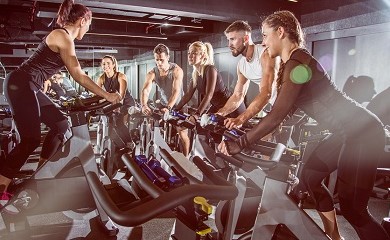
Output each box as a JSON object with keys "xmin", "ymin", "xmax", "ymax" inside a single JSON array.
[
  {"xmin": 237, "ymin": 44, "xmax": 264, "ymax": 84},
  {"xmin": 237, "ymin": 44, "xmax": 277, "ymax": 104}
]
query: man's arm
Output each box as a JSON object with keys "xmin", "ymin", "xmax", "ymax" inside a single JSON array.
[
  {"xmin": 117, "ymin": 72, "xmax": 128, "ymax": 99},
  {"xmin": 234, "ymin": 49, "xmax": 276, "ymax": 123},
  {"xmin": 167, "ymin": 65, "xmax": 184, "ymax": 109},
  {"xmin": 140, "ymin": 70, "xmax": 155, "ymax": 115},
  {"xmin": 140, "ymin": 70, "xmax": 155, "ymax": 107},
  {"xmin": 176, "ymin": 79, "xmax": 196, "ymax": 110},
  {"xmin": 216, "ymin": 65, "xmax": 249, "ymax": 116}
]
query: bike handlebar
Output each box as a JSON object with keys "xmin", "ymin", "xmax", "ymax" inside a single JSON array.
[{"xmin": 86, "ymin": 151, "xmax": 238, "ymax": 227}]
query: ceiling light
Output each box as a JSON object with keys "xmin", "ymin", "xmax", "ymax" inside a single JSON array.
[
  {"xmin": 75, "ymin": 49, "xmax": 118, "ymax": 54},
  {"xmin": 86, "ymin": 32, "xmax": 168, "ymax": 40},
  {"xmin": 36, "ymin": 9, "xmax": 147, "ymax": 19},
  {"xmin": 93, "ymin": 17, "xmax": 203, "ymax": 29}
]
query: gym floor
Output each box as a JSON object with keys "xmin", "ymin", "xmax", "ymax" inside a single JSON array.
[{"xmin": 0, "ymin": 197, "xmax": 389, "ymax": 239}]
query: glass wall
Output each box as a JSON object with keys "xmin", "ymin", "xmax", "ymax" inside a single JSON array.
[{"xmin": 312, "ymin": 31, "xmax": 390, "ymax": 95}]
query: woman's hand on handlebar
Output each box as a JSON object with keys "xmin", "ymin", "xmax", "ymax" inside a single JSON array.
[
  {"xmin": 218, "ymin": 140, "xmax": 243, "ymax": 156},
  {"xmin": 142, "ymin": 105, "xmax": 152, "ymax": 115},
  {"xmin": 218, "ymin": 139, "xmax": 241, "ymax": 156},
  {"xmin": 218, "ymin": 134, "xmax": 249, "ymax": 156},
  {"xmin": 160, "ymin": 107, "xmax": 169, "ymax": 114},
  {"xmin": 224, "ymin": 116, "xmax": 244, "ymax": 130},
  {"xmin": 217, "ymin": 141, "xmax": 230, "ymax": 156},
  {"xmin": 106, "ymin": 92, "xmax": 122, "ymax": 104},
  {"xmin": 188, "ymin": 113, "xmax": 199, "ymax": 125}
]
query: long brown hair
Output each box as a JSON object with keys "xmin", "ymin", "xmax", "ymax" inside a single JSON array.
[
  {"xmin": 263, "ymin": 10, "xmax": 305, "ymax": 94},
  {"xmin": 56, "ymin": 0, "xmax": 92, "ymax": 27}
]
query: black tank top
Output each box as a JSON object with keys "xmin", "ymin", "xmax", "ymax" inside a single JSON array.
[
  {"xmin": 18, "ymin": 28, "xmax": 67, "ymax": 89},
  {"xmin": 291, "ymin": 49, "xmax": 378, "ymax": 136},
  {"xmin": 196, "ymin": 65, "xmax": 231, "ymax": 109},
  {"xmin": 103, "ymin": 72, "xmax": 134, "ymax": 107}
]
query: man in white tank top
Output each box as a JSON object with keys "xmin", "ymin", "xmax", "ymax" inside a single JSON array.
[
  {"xmin": 140, "ymin": 44, "xmax": 190, "ymax": 156},
  {"xmin": 216, "ymin": 20, "xmax": 278, "ymax": 129}
]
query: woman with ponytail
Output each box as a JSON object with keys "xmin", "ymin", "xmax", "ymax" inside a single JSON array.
[
  {"xmin": 176, "ymin": 41, "xmax": 245, "ymax": 119},
  {"xmin": 97, "ymin": 55, "xmax": 135, "ymax": 125},
  {"xmin": 218, "ymin": 10, "xmax": 388, "ymax": 240},
  {"xmin": 0, "ymin": 0, "xmax": 121, "ymax": 213}
]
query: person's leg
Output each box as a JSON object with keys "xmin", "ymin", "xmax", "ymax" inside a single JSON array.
[
  {"xmin": 120, "ymin": 105, "xmax": 130, "ymax": 126},
  {"xmin": 0, "ymin": 73, "xmax": 41, "ymax": 191},
  {"xmin": 318, "ymin": 210, "xmax": 343, "ymax": 240},
  {"xmin": 301, "ymin": 134, "xmax": 343, "ymax": 240},
  {"xmin": 177, "ymin": 127, "xmax": 190, "ymax": 157},
  {"xmin": 0, "ymin": 175, "xmax": 11, "ymax": 192},
  {"xmin": 337, "ymin": 130, "xmax": 389, "ymax": 240},
  {"xmin": 38, "ymin": 91, "xmax": 69, "ymax": 166}
]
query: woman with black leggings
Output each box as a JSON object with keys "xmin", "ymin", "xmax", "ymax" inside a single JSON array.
[
  {"xmin": 218, "ymin": 10, "xmax": 388, "ymax": 240},
  {"xmin": 0, "ymin": 0, "xmax": 121, "ymax": 213}
]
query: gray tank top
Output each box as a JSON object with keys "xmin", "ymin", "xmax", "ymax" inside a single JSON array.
[{"xmin": 153, "ymin": 63, "xmax": 182, "ymax": 106}]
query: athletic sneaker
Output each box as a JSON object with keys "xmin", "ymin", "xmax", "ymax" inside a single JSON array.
[{"xmin": 0, "ymin": 191, "xmax": 19, "ymax": 215}]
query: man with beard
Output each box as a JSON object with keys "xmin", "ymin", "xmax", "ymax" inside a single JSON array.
[{"xmin": 216, "ymin": 20, "xmax": 278, "ymax": 129}]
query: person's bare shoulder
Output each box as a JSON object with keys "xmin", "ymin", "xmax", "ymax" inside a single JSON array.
[
  {"xmin": 173, "ymin": 64, "xmax": 183, "ymax": 74},
  {"xmin": 146, "ymin": 69, "xmax": 156, "ymax": 81},
  {"xmin": 118, "ymin": 72, "xmax": 127, "ymax": 79}
]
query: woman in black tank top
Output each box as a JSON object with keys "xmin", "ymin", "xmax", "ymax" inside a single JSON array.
[
  {"xmin": 176, "ymin": 41, "xmax": 245, "ymax": 118},
  {"xmin": 0, "ymin": 0, "xmax": 121, "ymax": 212},
  {"xmin": 97, "ymin": 55, "xmax": 135, "ymax": 125},
  {"xmin": 219, "ymin": 11, "xmax": 388, "ymax": 240}
]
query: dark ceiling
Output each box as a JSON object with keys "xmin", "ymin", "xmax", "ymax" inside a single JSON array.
[{"xmin": 0, "ymin": 0, "xmax": 372, "ymax": 71}]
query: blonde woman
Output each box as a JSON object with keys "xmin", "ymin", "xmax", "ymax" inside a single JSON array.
[
  {"xmin": 176, "ymin": 41, "xmax": 245, "ymax": 119},
  {"xmin": 97, "ymin": 55, "xmax": 135, "ymax": 125}
]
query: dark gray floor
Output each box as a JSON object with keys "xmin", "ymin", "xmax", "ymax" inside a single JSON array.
[{"xmin": 0, "ymin": 196, "xmax": 388, "ymax": 239}]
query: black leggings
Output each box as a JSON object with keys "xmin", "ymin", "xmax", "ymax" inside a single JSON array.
[
  {"xmin": 0, "ymin": 70, "xmax": 69, "ymax": 178},
  {"xmin": 301, "ymin": 125, "xmax": 389, "ymax": 240}
]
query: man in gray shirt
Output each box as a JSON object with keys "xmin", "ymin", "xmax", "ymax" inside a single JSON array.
[{"xmin": 140, "ymin": 44, "xmax": 190, "ymax": 156}]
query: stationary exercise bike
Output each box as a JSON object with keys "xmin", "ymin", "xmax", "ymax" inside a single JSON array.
[
  {"xmin": 85, "ymin": 145, "xmax": 239, "ymax": 240},
  {"xmin": 1, "ymin": 96, "xmax": 122, "ymax": 236},
  {"xmin": 163, "ymin": 111, "xmax": 285, "ymax": 239},
  {"xmin": 94, "ymin": 104, "xmax": 134, "ymax": 181},
  {"xmin": 201, "ymin": 115, "xmax": 330, "ymax": 239},
  {"xmin": 129, "ymin": 103, "xmax": 177, "ymax": 159},
  {"xmin": 139, "ymin": 125, "xmax": 287, "ymax": 240},
  {"xmin": 0, "ymin": 106, "xmax": 18, "ymax": 164}
]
